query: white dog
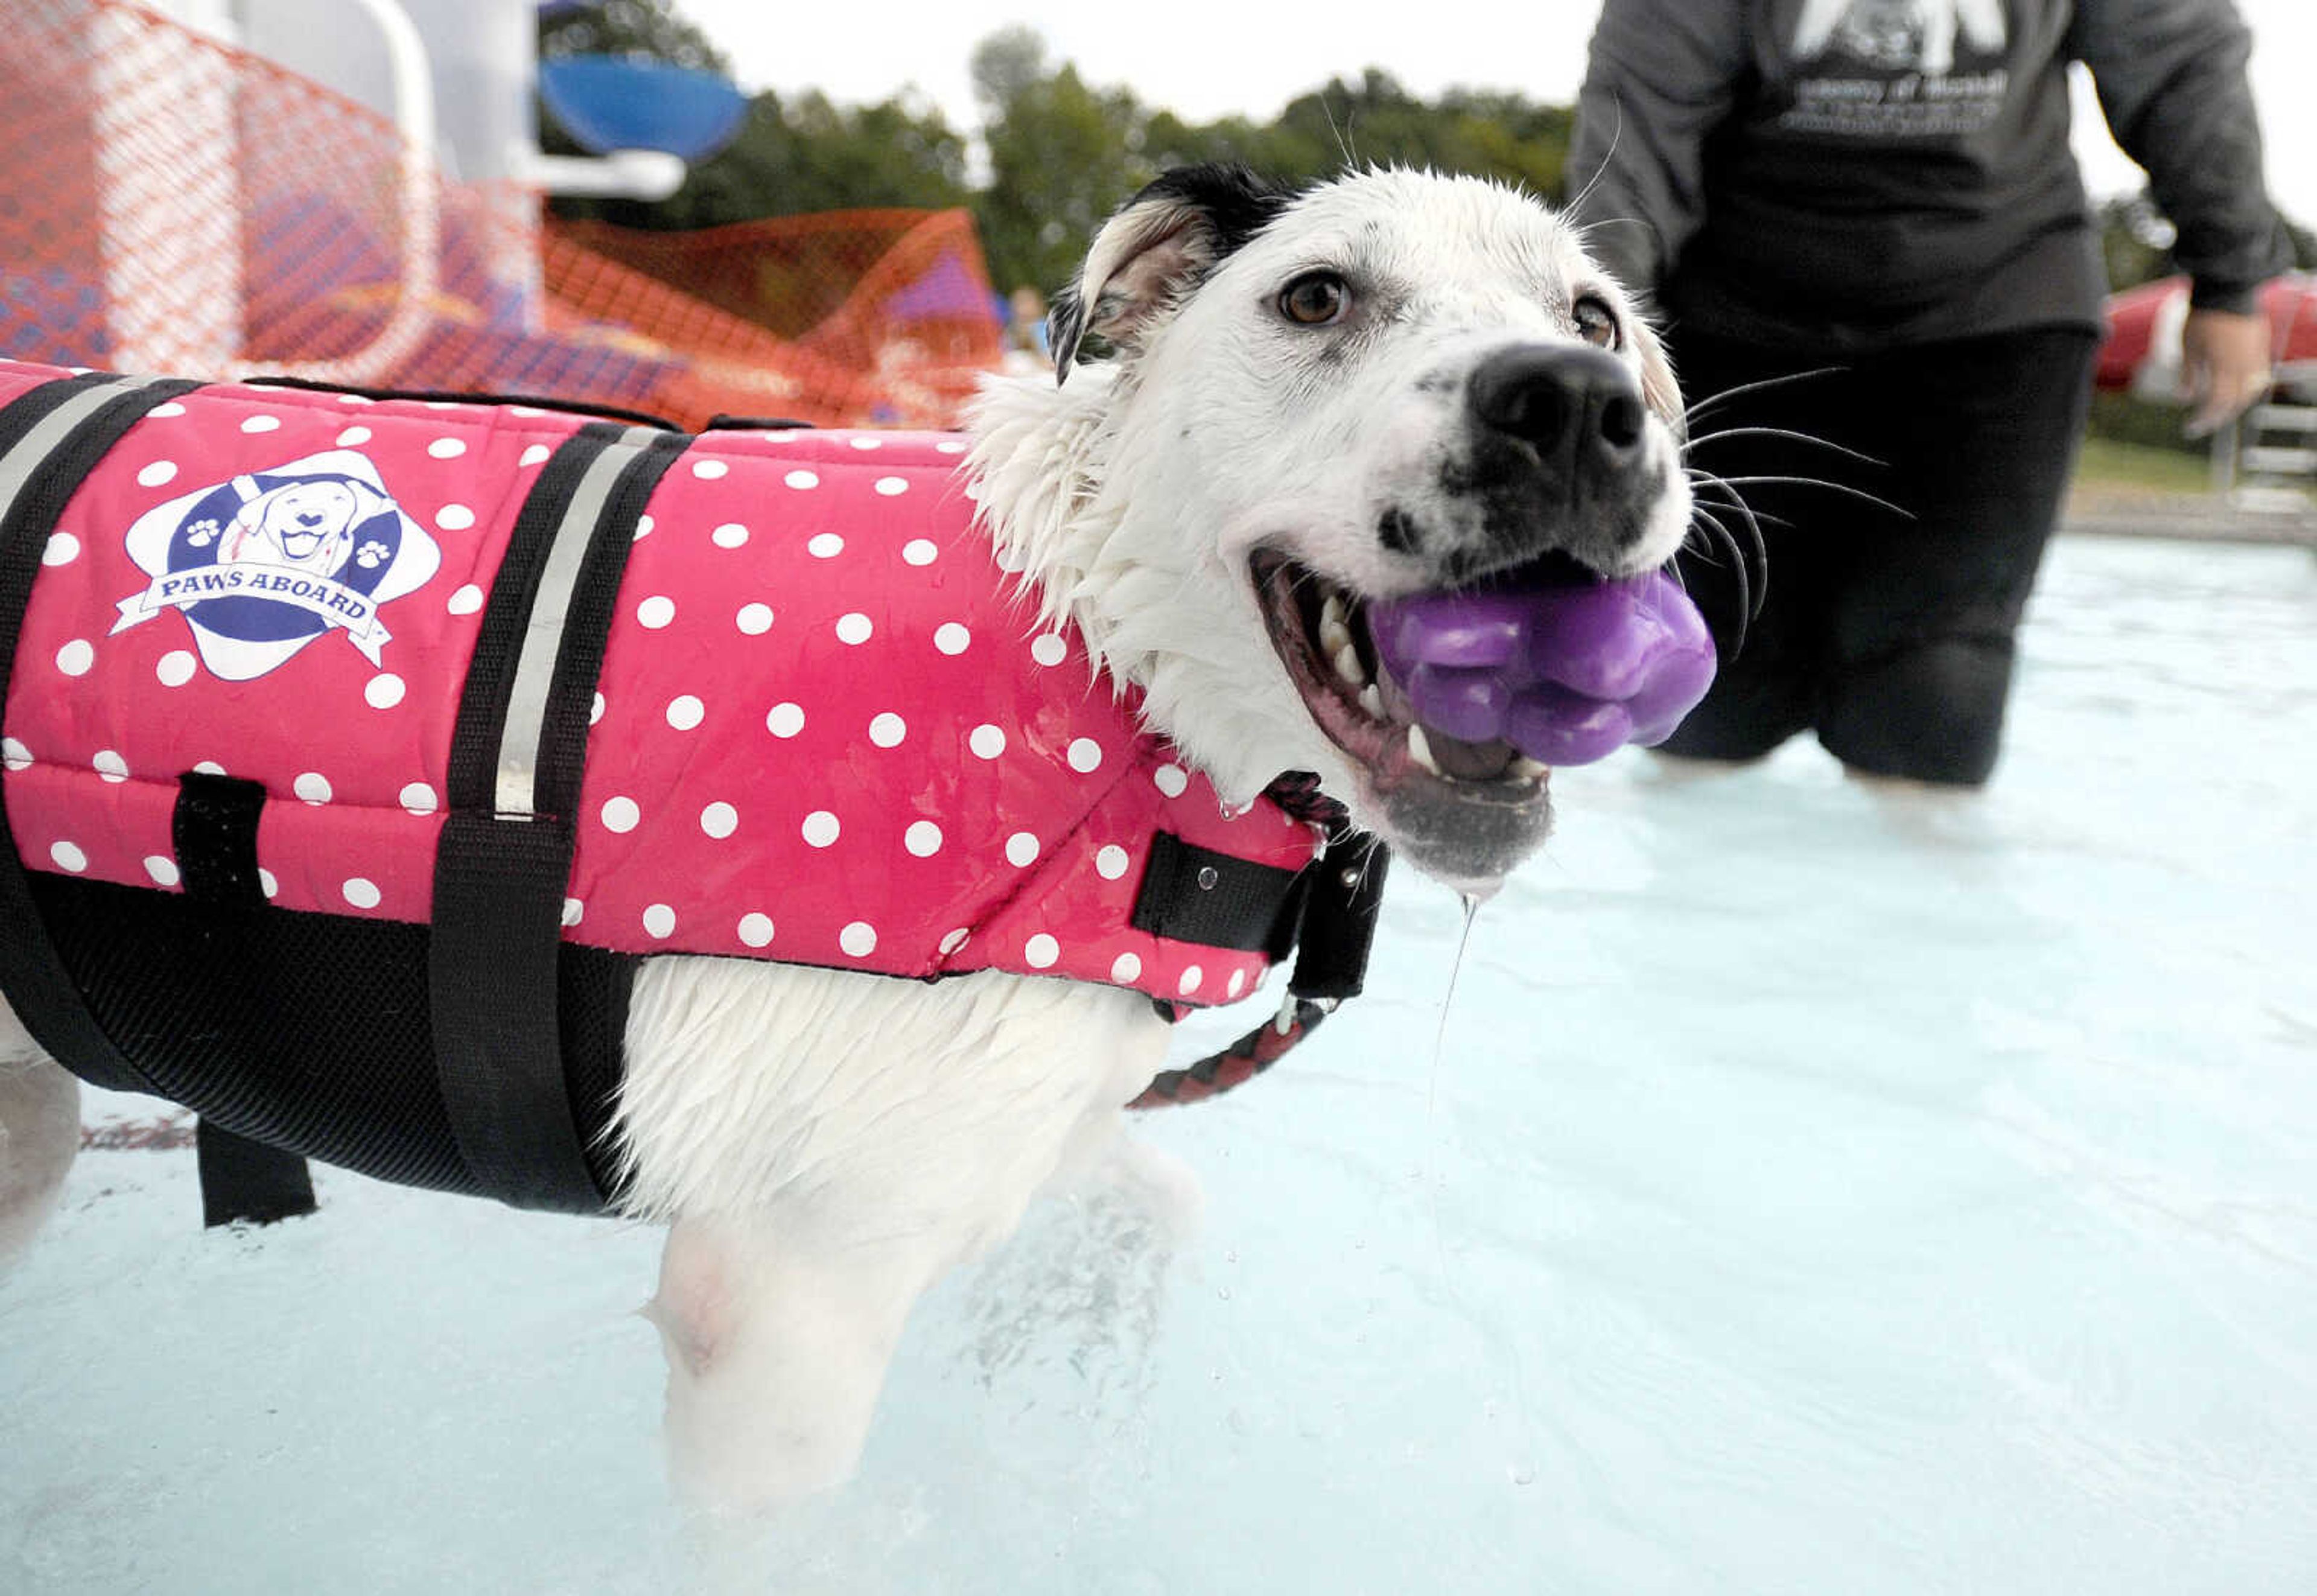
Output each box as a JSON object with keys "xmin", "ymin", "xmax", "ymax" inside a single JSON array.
[{"xmin": 0, "ymin": 167, "xmax": 1690, "ymax": 1509}]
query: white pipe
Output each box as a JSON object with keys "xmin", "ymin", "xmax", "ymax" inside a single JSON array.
[
  {"xmin": 244, "ymin": 0, "xmax": 440, "ymax": 387},
  {"xmin": 516, "ymin": 148, "xmax": 688, "ymax": 202}
]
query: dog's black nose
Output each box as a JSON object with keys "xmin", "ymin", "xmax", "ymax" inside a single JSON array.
[{"xmin": 1468, "ymin": 345, "xmax": 1647, "ymax": 478}]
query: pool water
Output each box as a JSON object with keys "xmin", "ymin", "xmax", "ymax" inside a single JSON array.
[{"xmin": 4, "ymin": 533, "xmax": 2313, "ymax": 1594}]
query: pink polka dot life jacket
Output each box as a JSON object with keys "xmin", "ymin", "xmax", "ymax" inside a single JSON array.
[{"xmin": 0, "ymin": 360, "xmax": 1364, "ymax": 1214}]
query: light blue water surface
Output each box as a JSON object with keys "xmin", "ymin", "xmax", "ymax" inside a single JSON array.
[{"xmin": 4, "ymin": 533, "xmax": 2313, "ymax": 1594}]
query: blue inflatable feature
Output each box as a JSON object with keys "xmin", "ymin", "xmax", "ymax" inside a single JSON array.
[{"xmin": 538, "ymin": 57, "xmax": 749, "ymax": 162}]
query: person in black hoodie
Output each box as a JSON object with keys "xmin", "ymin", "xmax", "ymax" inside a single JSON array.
[{"xmin": 1569, "ymin": 0, "xmax": 2293, "ymax": 786}]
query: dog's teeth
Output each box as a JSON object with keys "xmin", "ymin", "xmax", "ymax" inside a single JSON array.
[
  {"xmin": 1511, "ymin": 755, "xmax": 1551, "ymax": 781},
  {"xmin": 1358, "ymin": 684, "xmax": 1384, "ymax": 718},
  {"xmin": 1332, "ymin": 642, "xmax": 1365, "ymax": 687},
  {"xmin": 1321, "ymin": 592, "xmax": 1348, "ymax": 632},
  {"xmin": 1407, "ymin": 723, "xmax": 1441, "ymax": 776},
  {"xmin": 1319, "ymin": 615, "xmax": 1353, "ymax": 658}
]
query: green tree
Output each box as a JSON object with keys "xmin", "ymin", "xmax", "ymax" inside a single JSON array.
[
  {"xmin": 550, "ymin": 90, "xmax": 969, "ymax": 229},
  {"xmin": 970, "ymin": 40, "xmax": 1579, "ymax": 297},
  {"xmin": 539, "ymin": 0, "xmax": 727, "ymax": 71},
  {"xmin": 969, "ymin": 28, "xmax": 1150, "ymax": 296}
]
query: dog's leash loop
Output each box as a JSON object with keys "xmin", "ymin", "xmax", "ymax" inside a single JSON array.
[{"xmin": 1130, "ymin": 796, "xmax": 1385, "ymax": 1110}]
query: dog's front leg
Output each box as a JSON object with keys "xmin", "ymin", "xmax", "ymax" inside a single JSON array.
[
  {"xmin": 646, "ymin": 1210, "xmax": 941, "ymax": 1511},
  {"xmin": 0, "ymin": 1005, "xmax": 78, "ymax": 1268}
]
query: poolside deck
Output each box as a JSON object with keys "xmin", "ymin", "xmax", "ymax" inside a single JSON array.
[{"xmin": 2063, "ymin": 481, "xmax": 2317, "ymax": 545}]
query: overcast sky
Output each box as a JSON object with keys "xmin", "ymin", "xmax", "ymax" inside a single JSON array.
[{"xmin": 678, "ymin": 0, "xmax": 2315, "ymax": 226}]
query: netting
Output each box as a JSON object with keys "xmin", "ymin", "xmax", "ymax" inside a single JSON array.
[{"xmin": 1, "ymin": 0, "xmax": 1004, "ymax": 428}]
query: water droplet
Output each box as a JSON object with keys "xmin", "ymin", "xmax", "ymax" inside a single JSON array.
[{"xmin": 1429, "ymin": 892, "xmax": 1487, "ymax": 1090}]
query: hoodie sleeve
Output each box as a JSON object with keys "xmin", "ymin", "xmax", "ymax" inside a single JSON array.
[
  {"xmin": 2070, "ymin": 0, "xmax": 2293, "ymax": 313},
  {"xmin": 1566, "ymin": 0, "xmax": 1752, "ymax": 304}
]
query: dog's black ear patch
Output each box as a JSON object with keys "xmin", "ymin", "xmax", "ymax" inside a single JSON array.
[
  {"xmin": 1131, "ymin": 163, "xmax": 1297, "ymax": 261},
  {"xmin": 1046, "ymin": 283, "xmax": 1089, "ymax": 384},
  {"xmin": 1051, "ymin": 164, "xmax": 1298, "ymax": 381}
]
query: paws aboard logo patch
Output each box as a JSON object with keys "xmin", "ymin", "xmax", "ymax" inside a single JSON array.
[{"xmin": 111, "ymin": 450, "xmax": 441, "ymax": 681}]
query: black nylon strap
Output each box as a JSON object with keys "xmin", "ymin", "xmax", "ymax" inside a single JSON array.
[
  {"xmin": 171, "ymin": 772, "xmax": 270, "ymax": 907},
  {"xmin": 1288, "ymin": 833, "xmax": 1388, "ymax": 1002},
  {"xmin": 443, "ymin": 421, "xmax": 622, "ymax": 812},
  {"xmin": 0, "ymin": 372, "xmax": 204, "ymax": 1095},
  {"xmin": 196, "ymin": 1118, "xmax": 318, "ymax": 1227},
  {"xmin": 1129, "ymin": 831, "xmax": 1308, "ymax": 954},
  {"xmin": 172, "ymin": 771, "xmax": 320, "ymax": 1224},
  {"xmin": 241, "ymin": 374, "xmax": 680, "ymax": 433},
  {"xmin": 430, "ymin": 425, "xmax": 683, "ymax": 1212},
  {"xmin": 431, "ymin": 811, "xmax": 594, "ymax": 1210},
  {"xmin": 534, "ymin": 431, "xmax": 686, "ymax": 811}
]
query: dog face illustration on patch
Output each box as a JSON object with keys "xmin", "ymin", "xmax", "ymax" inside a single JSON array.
[
  {"xmin": 1793, "ymin": 0, "xmax": 2006, "ymax": 77},
  {"xmin": 112, "ymin": 449, "xmax": 440, "ymax": 682}
]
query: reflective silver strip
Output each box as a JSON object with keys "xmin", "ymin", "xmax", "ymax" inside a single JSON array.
[
  {"xmin": 0, "ymin": 375, "xmax": 162, "ymax": 534},
  {"xmin": 493, "ymin": 424, "xmax": 656, "ymax": 817}
]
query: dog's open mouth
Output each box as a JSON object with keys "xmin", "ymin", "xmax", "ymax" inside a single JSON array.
[{"xmin": 1251, "ymin": 550, "xmax": 1562, "ymax": 801}]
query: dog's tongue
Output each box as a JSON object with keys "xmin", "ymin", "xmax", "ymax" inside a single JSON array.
[{"xmin": 1370, "ymin": 571, "xmax": 1715, "ymax": 767}]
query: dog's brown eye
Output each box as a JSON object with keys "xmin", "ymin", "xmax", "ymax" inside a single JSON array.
[
  {"xmin": 1279, "ymin": 272, "xmax": 1349, "ymax": 326},
  {"xmin": 1573, "ymin": 295, "xmax": 1620, "ymax": 349}
]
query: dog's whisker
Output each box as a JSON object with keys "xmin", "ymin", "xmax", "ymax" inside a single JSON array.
[
  {"xmin": 1688, "ymin": 508, "xmax": 1757, "ymax": 646},
  {"xmin": 1704, "ymin": 475, "xmax": 1915, "ymax": 521},
  {"xmin": 1683, "ymin": 425, "xmax": 1883, "ymax": 468},
  {"xmin": 1683, "ymin": 367, "xmax": 1846, "ymax": 426},
  {"xmin": 1564, "ymin": 109, "xmax": 1624, "ymax": 220},
  {"xmin": 1682, "ymin": 468, "xmax": 1770, "ymax": 629}
]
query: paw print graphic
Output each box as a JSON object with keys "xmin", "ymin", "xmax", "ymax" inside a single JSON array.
[
  {"xmin": 183, "ymin": 517, "xmax": 221, "ymax": 549},
  {"xmin": 355, "ymin": 539, "xmax": 392, "ymax": 569}
]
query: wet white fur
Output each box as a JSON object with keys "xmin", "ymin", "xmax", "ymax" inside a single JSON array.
[{"xmin": 0, "ymin": 170, "xmax": 1677, "ymax": 1513}]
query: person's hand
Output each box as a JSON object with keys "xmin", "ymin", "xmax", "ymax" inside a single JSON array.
[{"xmin": 2180, "ymin": 307, "xmax": 2275, "ymax": 439}]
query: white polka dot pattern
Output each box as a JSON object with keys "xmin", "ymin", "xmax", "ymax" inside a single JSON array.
[{"xmin": 0, "ymin": 368, "xmax": 1309, "ymax": 1008}]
